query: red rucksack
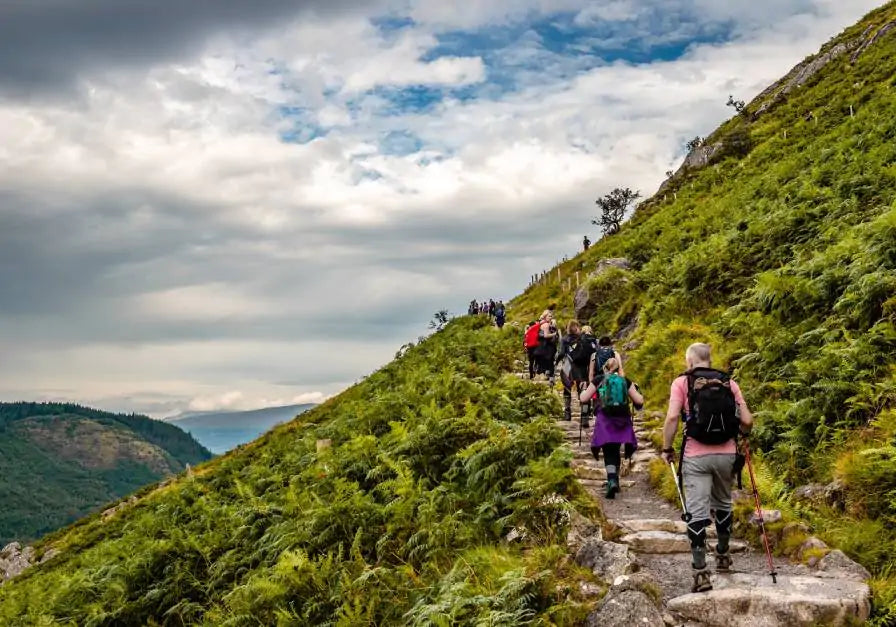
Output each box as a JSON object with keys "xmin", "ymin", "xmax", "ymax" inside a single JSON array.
[{"xmin": 524, "ymin": 323, "xmax": 540, "ymax": 348}]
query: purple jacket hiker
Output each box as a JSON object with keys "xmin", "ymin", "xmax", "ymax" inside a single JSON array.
[{"xmin": 591, "ymin": 404, "xmax": 638, "ymax": 450}]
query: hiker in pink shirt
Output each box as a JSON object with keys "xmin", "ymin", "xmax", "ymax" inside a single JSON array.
[{"xmin": 661, "ymin": 343, "xmax": 753, "ymax": 593}]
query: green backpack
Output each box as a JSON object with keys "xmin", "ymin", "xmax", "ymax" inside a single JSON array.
[{"xmin": 599, "ymin": 373, "xmax": 629, "ymax": 417}]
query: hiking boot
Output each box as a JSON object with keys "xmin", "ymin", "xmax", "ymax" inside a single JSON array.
[
  {"xmin": 605, "ymin": 478, "xmax": 619, "ymax": 499},
  {"xmin": 563, "ymin": 407, "xmax": 572, "ymax": 421},
  {"xmin": 715, "ymin": 552, "xmax": 732, "ymax": 573},
  {"xmin": 691, "ymin": 569, "xmax": 712, "ymax": 593}
]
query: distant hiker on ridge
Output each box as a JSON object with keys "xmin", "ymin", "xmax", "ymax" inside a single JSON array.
[
  {"xmin": 495, "ymin": 301, "xmax": 506, "ymax": 329},
  {"xmin": 662, "ymin": 343, "xmax": 753, "ymax": 593},
  {"xmin": 583, "ymin": 235, "xmax": 591, "ymax": 251},
  {"xmin": 579, "ymin": 356, "xmax": 643, "ymax": 499}
]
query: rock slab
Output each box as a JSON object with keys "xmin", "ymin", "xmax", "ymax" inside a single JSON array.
[
  {"xmin": 586, "ymin": 573, "xmax": 664, "ymax": 627},
  {"xmin": 620, "ymin": 530, "xmax": 745, "ymax": 554},
  {"xmin": 575, "ymin": 537, "xmax": 636, "ymax": 584},
  {"xmin": 0, "ymin": 542, "xmax": 35, "ymax": 582},
  {"xmin": 667, "ymin": 573, "xmax": 871, "ymax": 627}
]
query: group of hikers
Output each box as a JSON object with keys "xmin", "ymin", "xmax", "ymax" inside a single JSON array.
[
  {"xmin": 469, "ymin": 299, "xmax": 506, "ymax": 328},
  {"xmin": 524, "ymin": 310, "xmax": 754, "ymax": 593}
]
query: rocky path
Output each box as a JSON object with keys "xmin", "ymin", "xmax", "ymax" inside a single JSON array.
[{"xmin": 527, "ymin": 373, "xmax": 872, "ymax": 626}]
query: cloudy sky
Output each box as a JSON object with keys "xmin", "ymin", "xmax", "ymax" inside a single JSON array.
[{"xmin": 0, "ymin": 0, "xmax": 881, "ymax": 417}]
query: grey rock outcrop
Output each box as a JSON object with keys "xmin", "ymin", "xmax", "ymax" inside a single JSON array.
[
  {"xmin": 753, "ymin": 42, "xmax": 853, "ymax": 118},
  {"xmin": 585, "ymin": 573, "xmax": 664, "ymax": 627},
  {"xmin": 0, "ymin": 542, "xmax": 35, "ymax": 582},
  {"xmin": 658, "ymin": 142, "xmax": 724, "ymax": 193},
  {"xmin": 566, "ymin": 510, "xmax": 602, "ymax": 553},
  {"xmin": 573, "ymin": 258, "xmax": 633, "ymax": 324},
  {"xmin": 851, "ymin": 21, "xmax": 896, "ymax": 63},
  {"xmin": 575, "ymin": 537, "xmax": 636, "ymax": 584},
  {"xmin": 816, "ymin": 549, "xmax": 871, "ymax": 581}
]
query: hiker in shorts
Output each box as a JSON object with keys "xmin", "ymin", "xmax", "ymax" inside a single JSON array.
[
  {"xmin": 661, "ymin": 343, "xmax": 753, "ymax": 593},
  {"xmin": 579, "ymin": 357, "xmax": 643, "ymax": 499},
  {"xmin": 534, "ymin": 310, "xmax": 559, "ymax": 384},
  {"xmin": 555, "ymin": 320, "xmax": 593, "ymax": 424}
]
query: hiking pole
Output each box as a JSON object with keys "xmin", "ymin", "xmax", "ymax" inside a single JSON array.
[
  {"xmin": 668, "ymin": 461, "xmax": 692, "ymax": 523},
  {"xmin": 743, "ymin": 440, "xmax": 778, "ymax": 584}
]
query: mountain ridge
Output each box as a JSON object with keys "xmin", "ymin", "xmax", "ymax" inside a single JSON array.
[
  {"xmin": 166, "ymin": 402, "xmax": 316, "ymax": 453},
  {"xmin": 0, "ymin": 402, "xmax": 212, "ymax": 545}
]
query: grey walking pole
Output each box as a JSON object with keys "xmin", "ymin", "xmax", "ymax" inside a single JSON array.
[{"xmin": 669, "ymin": 460, "xmax": 692, "ymax": 523}]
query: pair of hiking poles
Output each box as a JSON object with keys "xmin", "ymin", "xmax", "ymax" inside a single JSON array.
[{"xmin": 669, "ymin": 439, "xmax": 777, "ymax": 584}]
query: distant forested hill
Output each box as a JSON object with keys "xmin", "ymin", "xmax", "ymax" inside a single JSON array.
[
  {"xmin": 168, "ymin": 403, "xmax": 315, "ymax": 453},
  {"xmin": 0, "ymin": 402, "xmax": 212, "ymax": 544}
]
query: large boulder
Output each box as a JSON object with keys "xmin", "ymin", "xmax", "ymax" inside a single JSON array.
[
  {"xmin": 667, "ymin": 573, "xmax": 871, "ymax": 626},
  {"xmin": 575, "ymin": 537, "xmax": 636, "ymax": 584},
  {"xmin": 816, "ymin": 549, "xmax": 871, "ymax": 581},
  {"xmin": 567, "ymin": 510, "xmax": 603, "ymax": 554},
  {"xmin": 585, "ymin": 573, "xmax": 664, "ymax": 627},
  {"xmin": 573, "ymin": 258, "xmax": 634, "ymax": 330},
  {"xmin": 0, "ymin": 542, "xmax": 35, "ymax": 582}
]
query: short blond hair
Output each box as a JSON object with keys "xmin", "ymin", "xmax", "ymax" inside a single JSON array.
[
  {"xmin": 582, "ymin": 325, "xmax": 593, "ymax": 335},
  {"xmin": 686, "ymin": 343, "xmax": 712, "ymax": 366},
  {"xmin": 540, "ymin": 309, "xmax": 553, "ymax": 321},
  {"xmin": 566, "ymin": 319, "xmax": 581, "ymax": 335}
]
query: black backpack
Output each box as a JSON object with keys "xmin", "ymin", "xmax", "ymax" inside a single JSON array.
[
  {"xmin": 683, "ymin": 368, "xmax": 740, "ymax": 445},
  {"xmin": 567, "ymin": 337, "xmax": 594, "ymax": 369}
]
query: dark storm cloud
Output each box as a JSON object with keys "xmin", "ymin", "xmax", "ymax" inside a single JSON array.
[{"xmin": 0, "ymin": 0, "xmax": 382, "ymax": 97}]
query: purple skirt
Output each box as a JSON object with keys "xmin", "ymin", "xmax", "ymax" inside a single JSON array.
[{"xmin": 591, "ymin": 408, "xmax": 639, "ymax": 449}]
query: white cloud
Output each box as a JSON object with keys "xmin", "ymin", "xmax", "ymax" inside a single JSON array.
[{"xmin": 0, "ymin": 0, "xmax": 884, "ymax": 415}]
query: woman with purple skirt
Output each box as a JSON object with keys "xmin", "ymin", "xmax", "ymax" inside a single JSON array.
[{"xmin": 579, "ymin": 357, "xmax": 644, "ymax": 499}]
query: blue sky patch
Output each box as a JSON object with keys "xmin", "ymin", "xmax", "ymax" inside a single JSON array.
[
  {"xmin": 379, "ymin": 130, "xmax": 424, "ymax": 156},
  {"xmin": 277, "ymin": 105, "xmax": 327, "ymax": 144}
]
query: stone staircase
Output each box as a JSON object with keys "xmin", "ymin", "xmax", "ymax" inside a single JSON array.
[{"xmin": 524, "ymin": 371, "xmax": 872, "ymax": 626}]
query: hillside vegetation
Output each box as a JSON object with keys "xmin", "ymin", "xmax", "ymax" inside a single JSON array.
[
  {"xmin": 0, "ymin": 318, "xmax": 598, "ymax": 625},
  {"xmin": 0, "ymin": 403, "xmax": 212, "ymax": 545},
  {"xmin": 2, "ymin": 3, "xmax": 895, "ymax": 624},
  {"xmin": 514, "ymin": 2, "xmax": 896, "ymax": 620}
]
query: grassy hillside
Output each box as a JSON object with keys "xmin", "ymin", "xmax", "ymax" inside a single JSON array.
[
  {"xmin": 0, "ymin": 403, "xmax": 212, "ymax": 545},
  {"xmin": 513, "ymin": 2, "xmax": 896, "ymax": 620},
  {"xmin": 0, "ymin": 318, "xmax": 598, "ymax": 625}
]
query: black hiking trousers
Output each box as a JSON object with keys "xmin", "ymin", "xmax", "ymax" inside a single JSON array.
[{"xmin": 527, "ymin": 348, "xmax": 537, "ymax": 378}]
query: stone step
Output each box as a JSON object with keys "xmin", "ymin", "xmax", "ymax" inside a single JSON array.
[
  {"xmin": 619, "ymin": 530, "xmax": 746, "ymax": 554},
  {"xmin": 579, "ymin": 479, "xmax": 636, "ymax": 490},
  {"xmin": 666, "ymin": 573, "xmax": 871, "ymax": 626},
  {"xmin": 616, "ymin": 518, "xmax": 717, "ymax": 538},
  {"xmin": 573, "ymin": 466, "xmax": 607, "ymax": 480}
]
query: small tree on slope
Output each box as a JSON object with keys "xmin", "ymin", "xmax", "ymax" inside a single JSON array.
[{"xmin": 592, "ymin": 188, "xmax": 641, "ymax": 236}]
